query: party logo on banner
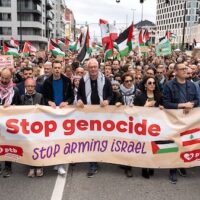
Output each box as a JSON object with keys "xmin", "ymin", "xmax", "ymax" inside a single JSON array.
[
  {"xmin": 180, "ymin": 149, "xmax": 200, "ymax": 163},
  {"xmin": 0, "ymin": 145, "xmax": 23, "ymax": 159}
]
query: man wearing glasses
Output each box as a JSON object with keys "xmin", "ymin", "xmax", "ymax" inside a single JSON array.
[{"xmin": 163, "ymin": 62, "xmax": 199, "ymax": 184}]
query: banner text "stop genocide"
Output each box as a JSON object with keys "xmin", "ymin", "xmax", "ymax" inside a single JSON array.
[{"xmin": 6, "ymin": 116, "xmax": 161, "ymax": 137}]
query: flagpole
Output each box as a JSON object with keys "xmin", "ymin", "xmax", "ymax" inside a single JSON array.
[{"xmin": 19, "ymin": 0, "xmax": 22, "ymax": 50}]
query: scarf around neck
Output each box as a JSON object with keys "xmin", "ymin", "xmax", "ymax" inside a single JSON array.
[
  {"xmin": 83, "ymin": 71, "xmax": 105, "ymax": 105},
  {"xmin": 0, "ymin": 81, "xmax": 15, "ymax": 105}
]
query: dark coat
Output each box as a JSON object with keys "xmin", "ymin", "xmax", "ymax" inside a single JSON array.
[
  {"xmin": 134, "ymin": 90, "xmax": 162, "ymax": 107},
  {"xmin": 109, "ymin": 91, "xmax": 124, "ymax": 105},
  {"xmin": 0, "ymin": 86, "xmax": 21, "ymax": 106},
  {"xmin": 21, "ymin": 92, "xmax": 44, "ymax": 105},
  {"xmin": 42, "ymin": 74, "xmax": 74, "ymax": 105},
  {"xmin": 163, "ymin": 78, "xmax": 199, "ymax": 109},
  {"xmin": 77, "ymin": 77, "xmax": 112, "ymax": 104}
]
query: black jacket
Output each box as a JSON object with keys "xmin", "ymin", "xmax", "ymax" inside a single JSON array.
[
  {"xmin": 134, "ymin": 91, "xmax": 162, "ymax": 107},
  {"xmin": 0, "ymin": 86, "xmax": 21, "ymax": 106},
  {"xmin": 42, "ymin": 74, "xmax": 74, "ymax": 105},
  {"xmin": 77, "ymin": 77, "xmax": 112, "ymax": 104},
  {"xmin": 109, "ymin": 91, "xmax": 124, "ymax": 105}
]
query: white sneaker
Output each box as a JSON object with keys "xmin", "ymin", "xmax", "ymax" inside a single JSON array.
[
  {"xmin": 58, "ymin": 165, "xmax": 66, "ymax": 175},
  {"xmin": 53, "ymin": 165, "xmax": 59, "ymax": 171}
]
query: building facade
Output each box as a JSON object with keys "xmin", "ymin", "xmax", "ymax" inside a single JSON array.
[
  {"xmin": 156, "ymin": 0, "xmax": 200, "ymax": 46},
  {"xmin": 0, "ymin": 0, "xmax": 67, "ymax": 49}
]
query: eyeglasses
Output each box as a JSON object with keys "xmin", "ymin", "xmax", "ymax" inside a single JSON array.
[
  {"xmin": 136, "ymin": 77, "xmax": 142, "ymax": 80},
  {"xmin": 124, "ymin": 80, "xmax": 133, "ymax": 83},
  {"xmin": 147, "ymin": 81, "xmax": 155, "ymax": 85},
  {"xmin": 25, "ymin": 85, "xmax": 35, "ymax": 88},
  {"xmin": 156, "ymin": 72, "xmax": 163, "ymax": 74}
]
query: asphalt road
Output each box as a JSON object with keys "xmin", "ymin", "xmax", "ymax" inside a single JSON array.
[{"xmin": 0, "ymin": 163, "xmax": 200, "ymax": 200}]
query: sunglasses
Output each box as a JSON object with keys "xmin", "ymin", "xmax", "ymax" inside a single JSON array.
[
  {"xmin": 147, "ymin": 81, "xmax": 155, "ymax": 85},
  {"xmin": 124, "ymin": 80, "xmax": 133, "ymax": 83},
  {"xmin": 136, "ymin": 77, "xmax": 142, "ymax": 80}
]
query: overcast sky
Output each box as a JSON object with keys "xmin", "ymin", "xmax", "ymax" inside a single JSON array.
[{"xmin": 65, "ymin": 0, "xmax": 157, "ymax": 41}]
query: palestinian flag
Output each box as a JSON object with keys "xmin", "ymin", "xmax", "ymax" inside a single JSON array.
[
  {"xmin": 166, "ymin": 31, "xmax": 176, "ymax": 40},
  {"xmin": 77, "ymin": 27, "xmax": 90, "ymax": 62},
  {"xmin": 10, "ymin": 37, "xmax": 19, "ymax": 49},
  {"xmin": 48, "ymin": 39, "xmax": 65, "ymax": 57},
  {"xmin": 115, "ymin": 23, "xmax": 133, "ymax": 58},
  {"xmin": 151, "ymin": 140, "xmax": 178, "ymax": 154},
  {"xmin": 23, "ymin": 41, "xmax": 37, "ymax": 57},
  {"xmin": 104, "ymin": 38, "xmax": 113, "ymax": 61},
  {"xmin": 180, "ymin": 128, "xmax": 200, "ymax": 146},
  {"xmin": 3, "ymin": 41, "xmax": 19, "ymax": 57},
  {"xmin": 56, "ymin": 39, "xmax": 65, "ymax": 47},
  {"xmin": 138, "ymin": 28, "xmax": 150, "ymax": 45}
]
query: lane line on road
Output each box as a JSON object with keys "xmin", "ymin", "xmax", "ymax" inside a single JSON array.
[{"xmin": 51, "ymin": 164, "xmax": 69, "ymax": 200}]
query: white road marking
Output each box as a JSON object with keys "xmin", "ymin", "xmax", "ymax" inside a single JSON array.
[{"xmin": 51, "ymin": 164, "xmax": 69, "ymax": 200}]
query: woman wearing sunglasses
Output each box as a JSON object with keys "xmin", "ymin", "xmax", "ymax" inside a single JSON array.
[{"xmin": 134, "ymin": 76, "xmax": 163, "ymax": 179}]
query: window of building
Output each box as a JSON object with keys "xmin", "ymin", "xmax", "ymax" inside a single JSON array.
[
  {"xmin": 0, "ymin": 27, "xmax": 11, "ymax": 35},
  {"xmin": 0, "ymin": 13, "xmax": 11, "ymax": 21},
  {"xmin": 0, "ymin": 0, "xmax": 11, "ymax": 7}
]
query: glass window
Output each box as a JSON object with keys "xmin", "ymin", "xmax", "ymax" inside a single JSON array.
[
  {"xmin": 0, "ymin": 27, "xmax": 12, "ymax": 35},
  {"xmin": 0, "ymin": 13, "xmax": 11, "ymax": 21},
  {"xmin": 0, "ymin": 0, "xmax": 11, "ymax": 7}
]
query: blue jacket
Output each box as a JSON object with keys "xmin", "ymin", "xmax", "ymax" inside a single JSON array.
[
  {"xmin": 163, "ymin": 78, "xmax": 199, "ymax": 109},
  {"xmin": 194, "ymin": 81, "xmax": 200, "ymax": 107}
]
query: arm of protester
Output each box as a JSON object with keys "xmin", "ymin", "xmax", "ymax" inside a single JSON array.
[
  {"xmin": 77, "ymin": 78, "xmax": 87, "ymax": 104},
  {"xmin": 115, "ymin": 102, "xmax": 122, "ymax": 107},
  {"xmin": 48, "ymin": 101, "xmax": 56, "ymax": 109},
  {"xmin": 162, "ymin": 84, "xmax": 178, "ymax": 109},
  {"xmin": 64, "ymin": 77, "xmax": 74, "ymax": 105},
  {"xmin": 103, "ymin": 78, "xmax": 113, "ymax": 104},
  {"xmin": 76, "ymin": 99, "xmax": 84, "ymax": 108},
  {"xmin": 100, "ymin": 100, "xmax": 109, "ymax": 107},
  {"xmin": 59, "ymin": 101, "xmax": 68, "ymax": 108}
]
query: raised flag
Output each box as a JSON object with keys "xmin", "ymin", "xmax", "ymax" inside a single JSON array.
[
  {"xmin": 77, "ymin": 27, "xmax": 91, "ymax": 62},
  {"xmin": 151, "ymin": 140, "xmax": 179, "ymax": 154},
  {"xmin": 3, "ymin": 41, "xmax": 19, "ymax": 57},
  {"xmin": 156, "ymin": 38, "xmax": 171, "ymax": 56},
  {"xmin": 10, "ymin": 37, "xmax": 19, "ymax": 49},
  {"xmin": 180, "ymin": 128, "xmax": 200, "ymax": 146},
  {"xmin": 138, "ymin": 28, "xmax": 150, "ymax": 45},
  {"xmin": 23, "ymin": 42, "xmax": 37, "ymax": 57},
  {"xmin": 104, "ymin": 38, "xmax": 113, "ymax": 61},
  {"xmin": 99, "ymin": 19, "xmax": 110, "ymax": 45},
  {"xmin": 115, "ymin": 23, "xmax": 133, "ymax": 58},
  {"xmin": 165, "ymin": 31, "xmax": 176, "ymax": 40},
  {"xmin": 48, "ymin": 39, "xmax": 65, "ymax": 57}
]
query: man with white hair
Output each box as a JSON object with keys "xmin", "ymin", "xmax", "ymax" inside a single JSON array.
[
  {"xmin": 77, "ymin": 58, "xmax": 112, "ymax": 178},
  {"xmin": 36, "ymin": 61, "xmax": 52, "ymax": 85}
]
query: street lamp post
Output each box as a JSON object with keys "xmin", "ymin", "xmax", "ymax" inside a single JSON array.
[
  {"xmin": 131, "ymin": 8, "xmax": 136, "ymax": 24},
  {"xmin": 181, "ymin": 0, "xmax": 187, "ymax": 51}
]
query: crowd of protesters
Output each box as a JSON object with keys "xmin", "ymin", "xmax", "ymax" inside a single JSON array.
[{"xmin": 0, "ymin": 48, "xmax": 200, "ymax": 184}]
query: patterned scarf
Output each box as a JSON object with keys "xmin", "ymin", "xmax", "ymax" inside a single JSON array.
[{"xmin": 0, "ymin": 81, "xmax": 15, "ymax": 105}]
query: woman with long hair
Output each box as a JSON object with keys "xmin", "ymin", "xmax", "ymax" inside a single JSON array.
[{"xmin": 134, "ymin": 76, "xmax": 163, "ymax": 179}]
